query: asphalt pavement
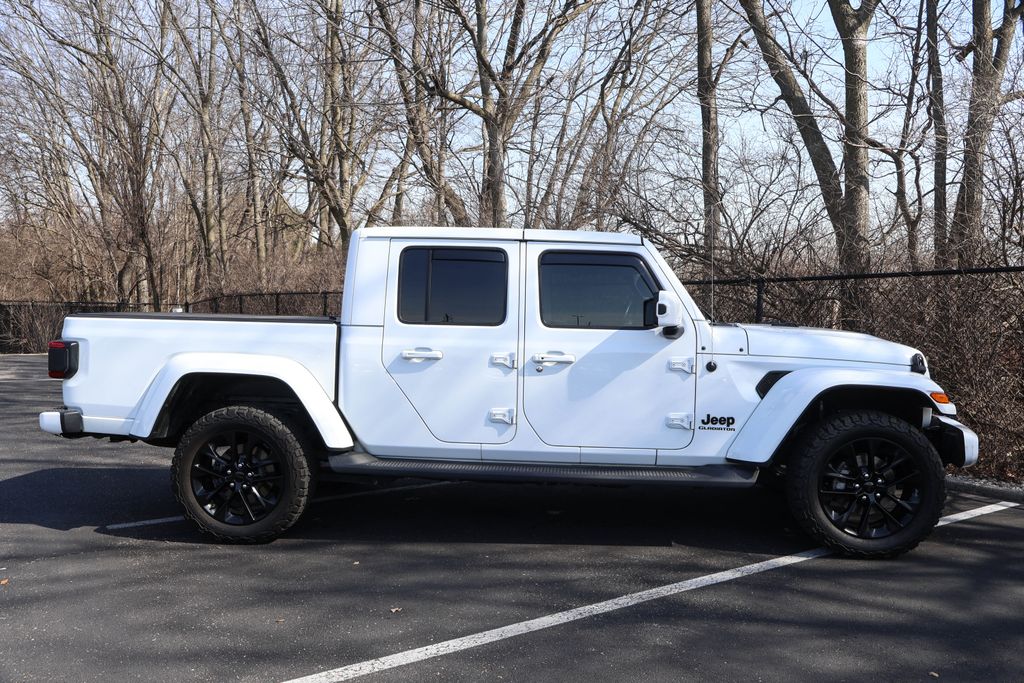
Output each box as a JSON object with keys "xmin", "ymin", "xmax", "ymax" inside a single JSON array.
[{"xmin": 1, "ymin": 354, "xmax": 1022, "ymax": 682}]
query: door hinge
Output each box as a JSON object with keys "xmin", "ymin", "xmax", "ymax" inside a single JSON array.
[
  {"xmin": 490, "ymin": 352, "xmax": 516, "ymax": 369},
  {"xmin": 668, "ymin": 357, "xmax": 695, "ymax": 374},
  {"xmin": 488, "ymin": 408, "xmax": 516, "ymax": 425},
  {"xmin": 665, "ymin": 412, "xmax": 693, "ymax": 430}
]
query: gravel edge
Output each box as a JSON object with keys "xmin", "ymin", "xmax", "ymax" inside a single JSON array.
[{"xmin": 946, "ymin": 475, "xmax": 1024, "ymax": 502}]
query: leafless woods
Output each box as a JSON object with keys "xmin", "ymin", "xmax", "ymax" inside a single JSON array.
[{"xmin": 0, "ymin": 0, "xmax": 1022, "ymax": 304}]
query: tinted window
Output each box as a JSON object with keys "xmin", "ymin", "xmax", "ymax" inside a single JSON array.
[
  {"xmin": 539, "ymin": 252, "xmax": 658, "ymax": 329},
  {"xmin": 399, "ymin": 247, "xmax": 507, "ymax": 325}
]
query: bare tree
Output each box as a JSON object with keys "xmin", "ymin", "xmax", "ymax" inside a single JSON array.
[
  {"xmin": 152, "ymin": 0, "xmax": 231, "ymax": 288},
  {"xmin": 926, "ymin": 0, "xmax": 950, "ymax": 265},
  {"xmin": 244, "ymin": 0, "xmax": 392, "ymax": 251},
  {"xmin": 373, "ymin": 0, "xmax": 471, "ymax": 226},
  {"xmin": 696, "ymin": 0, "xmax": 744, "ymax": 274},
  {"xmin": 737, "ymin": 0, "xmax": 885, "ymax": 279},
  {"xmin": 697, "ymin": 0, "xmax": 720, "ymax": 274},
  {"xmin": 0, "ymin": 0, "xmax": 174, "ymax": 307},
  {"xmin": 949, "ymin": 0, "xmax": 1024, "ymax": 265},
  {"xmin": 1, "ymin": 0, "xmax": 1022, "ymax": 310},
  {"xmin": 377, "ymin": 0, "xmax": 596, "ymax": 227}
]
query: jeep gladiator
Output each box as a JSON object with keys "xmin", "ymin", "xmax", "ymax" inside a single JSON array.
[{"xmin": 39, "ymin": 227, "xmax": 978, "ymax": 557}]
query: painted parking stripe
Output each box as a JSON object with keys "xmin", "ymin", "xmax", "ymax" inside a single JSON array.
[
  {"xmin": 282, "ymin": 500, "xmax": 1020, "ymax": 683},
  {"xmin": 934, "ymin": 500, "xmax": 1017, "ymax": 526},
  {"xmin": 102, "ymin": 482, "xmax": 453, "ymax": 530},
  {"xmin": 105, "ymin": 515, "xmax": 185, "ymax": 530}
]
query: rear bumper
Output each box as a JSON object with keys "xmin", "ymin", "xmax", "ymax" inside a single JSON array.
[
  {"xmin": 39, "ymin": 408, "xmax": 84, "ymax": 436},
  {"xmin": 929, "ymin": 415, "xmax": 979, "ymax": 468}
]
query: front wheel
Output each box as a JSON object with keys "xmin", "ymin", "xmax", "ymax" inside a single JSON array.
[
  {"xmin": 786, "ymin": 410, "xmax": 945, "ymax": 559},
  {"xmin": 171, "ymin": 406, "xmax": 314, "ymax": 543}
]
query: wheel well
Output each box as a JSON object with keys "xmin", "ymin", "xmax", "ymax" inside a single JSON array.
[
  {"xmin": 770, "ymin": 386, "xmax": 933, "ymax": 467},
  {"xmin": 146, "ymin": 373, "xmax": 325, "ymax": 450}
]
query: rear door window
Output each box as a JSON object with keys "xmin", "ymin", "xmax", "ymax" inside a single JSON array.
[{"xmin": 398, "ymin": 247, "xmax": 508, "ymax": 326}]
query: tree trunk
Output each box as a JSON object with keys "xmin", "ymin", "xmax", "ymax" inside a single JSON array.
[
  {"xmin": 827, "ymin": 0, "xmax": 875, "ymax": 276},
  {"xmin": 392, "ymin": 134, "xmax": 414, "ymax": 224},
  {"xmin": 696, "ymin": 0, "xmax": 721, "ymax": 277},
  {"xmin": 926, "ymin": 0, "xmax": 949, "ymax": 266},
  {"xmin": 482, "ymin": 117, "xmax": 507, "ymax": 227},
  {"xmin": 950, "ymin": 0, "xmax": 997, "ymax": 266},
  {"xmin": 374, "ymin": 0, "xmax": 471, "ymax": 226},
  {"xmin": 950, "ymin": 0, "xmax": 1024, "ymax": 266},
  {"xmin": 738, "ymin": 0, "xmax": 844, "ymax": 231},
  {"xmin": 740, "ymin": 0, "xmax": 877, "ymax": 327}
]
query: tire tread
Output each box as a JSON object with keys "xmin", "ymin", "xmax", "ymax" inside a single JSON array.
[
  {"xmin": 170, "ymin": 405, "xmax": 313, "ymax": 543},
  {"xmin": 786, "ymin": 410, "xmax": 946, "ymax": 559}
]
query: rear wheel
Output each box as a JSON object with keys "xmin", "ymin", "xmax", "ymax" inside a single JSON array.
[
  {"xmin": 787, "ymin": 410, "xmax": 945, "ymax": 558},
  {"xmin": 171, "ymin": 406, "xmax": 313, "ymax": 543}
]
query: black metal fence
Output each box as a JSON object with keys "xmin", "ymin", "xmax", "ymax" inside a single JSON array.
[
  {"xmin": 0, "ymin": 293, "xmax": 342, "ymax": 353},
  {"xmin": 0, "ymin": 301, "xmax": 174, "ymax": 354},
  {"xmin": 681, "ymin": 264, "xmax": 1024, "ymax": 327},
  {"xmin": 3, "ymin": 267, "xmax": 1022, "ymax": 480},
  {"xmin": 186, "ymin": 291, "xmax": 343, "ymax": 317}
]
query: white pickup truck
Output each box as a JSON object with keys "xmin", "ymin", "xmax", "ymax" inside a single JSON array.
[{"xmin": 40, "ymin": 227, "xmax": 977, "ymax": 557}]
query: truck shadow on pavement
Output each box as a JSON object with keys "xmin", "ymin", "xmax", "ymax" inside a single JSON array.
[
  {"xmin": 0, "ymin": 466, "xmax": 177, "ymax": 532},
  {"xmin": 293, "ymin": 482, "xmax": 813, "ymax": 556},
  {"xmin": 5, "ymin": 464, "xmax": 812, "ymax": 555}
]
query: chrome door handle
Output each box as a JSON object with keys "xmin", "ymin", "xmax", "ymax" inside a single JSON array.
[
  {"xmin": 402, "ymin": 349, "xmax": 444, "ymax": 361},
  {"xmin": 532, "ymin": 353, "xmax": 576, "ymax": 364}
]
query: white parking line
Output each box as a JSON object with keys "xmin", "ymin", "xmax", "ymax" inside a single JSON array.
[
  {"xmin": 281, "ymin": 500, "xmax": 1020, "ymax": 683},
  {"xmin": 934, "ymin": 501, "xmax": 1017, "ymax": 526},
  {"xmin": 102, "ymin": 481, "xmax": 453, "ymax": 530},
  {"xmin": 106, "ymin": 515, "xmax": 185, "ymax": 530}
]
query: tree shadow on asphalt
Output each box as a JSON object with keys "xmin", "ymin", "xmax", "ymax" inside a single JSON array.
[
  {"xmin": 0, "ymin": 465, "xmax": 809, "ymax": 555},
  {"xmin": 3, "ymin": 495, "xmax": 1018, "ymax": 683}
]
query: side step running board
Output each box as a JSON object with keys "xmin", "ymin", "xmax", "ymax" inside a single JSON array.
[{"xmin": 326, "ymin": 452, "xmax": 759, "ymax": 488}]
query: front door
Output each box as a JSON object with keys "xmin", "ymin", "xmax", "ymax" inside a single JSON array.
[
  {"xmin": 521, "ymin": 243, "xmax": 696, "ymax": 459},
  {"xmin": 382, "ymin": 239, "xmax": 520, "ymax": 445}
]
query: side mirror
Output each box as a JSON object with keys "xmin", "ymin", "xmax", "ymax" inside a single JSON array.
[{"xmin": 656, "ymin": 290, "xmax": 684, "ymax": 329}]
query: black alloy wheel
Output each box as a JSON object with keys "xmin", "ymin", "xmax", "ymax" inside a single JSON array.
[
  {"xmin": 172, "ymin": 406, "xmax": 313, "ymax": 543},
  {"xmin": 190, "ymin": 429, "xmax": 286, "ymax": 526},
  {"xmin": 787, "ymin": 410, "xmax": 945, "ymax": 558},
  {"xmin": 818, "ymin": 437, "xmax": 923, "ymax": 539}
]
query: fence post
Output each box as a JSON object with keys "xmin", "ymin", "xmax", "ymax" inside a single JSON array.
[
  {"xmin": 213, "ymin": 297, "xmax": 219, "ymax": 314},
  {"xmin": 237, "ymin": 294, "xmax": 243, "ymax": 313},
  {"xmin": 275, "ymin": 293, "xmax": 281, "ymax": 315},
  {"xmin": 321, "ymin": 292, "xmax": 329, "ymax": 316},
  {"xmin": 755, "ymin": 279, "xmax": 765, "ymax": 323}
]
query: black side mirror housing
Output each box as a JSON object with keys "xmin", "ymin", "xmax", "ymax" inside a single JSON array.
[{"xmin": 643, "ymin": 297, "xmax": 658, "ymax": 328}]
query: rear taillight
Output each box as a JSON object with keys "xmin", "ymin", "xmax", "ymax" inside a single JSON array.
[{"xmin": 48, "ymin": 340, "xmax": 79, "ymax": 379}]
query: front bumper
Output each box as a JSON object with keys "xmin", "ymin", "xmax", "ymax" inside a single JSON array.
[
  {"xmin": 928, "ymin": 415, "xmax": 979, "ymax": 468},
  {"xmin": 39, "ymin": 408, "xmax": 84, "ymax": 436}
]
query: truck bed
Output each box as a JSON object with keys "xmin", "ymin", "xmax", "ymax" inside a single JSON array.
[{"xmin": 57, "ymin": 313, "xmax": 340, "ymax": 438}]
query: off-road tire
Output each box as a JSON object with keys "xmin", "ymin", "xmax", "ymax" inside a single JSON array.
[
  {"xmin": 171, "ymin": 406, "xmax": 314, "ymax": 543},
  {"xmin": 787, "ymin": 410, "xmax": 945, "ymax": 559}
]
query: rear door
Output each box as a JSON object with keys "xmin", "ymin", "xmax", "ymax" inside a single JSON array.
[
  {"xmin": 382, "ymin": 239, "xmax": 520, "ymax": 445},
  {"xmin": 521, "ymin": 243, "xmax": 697, "ymax": 461}
]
